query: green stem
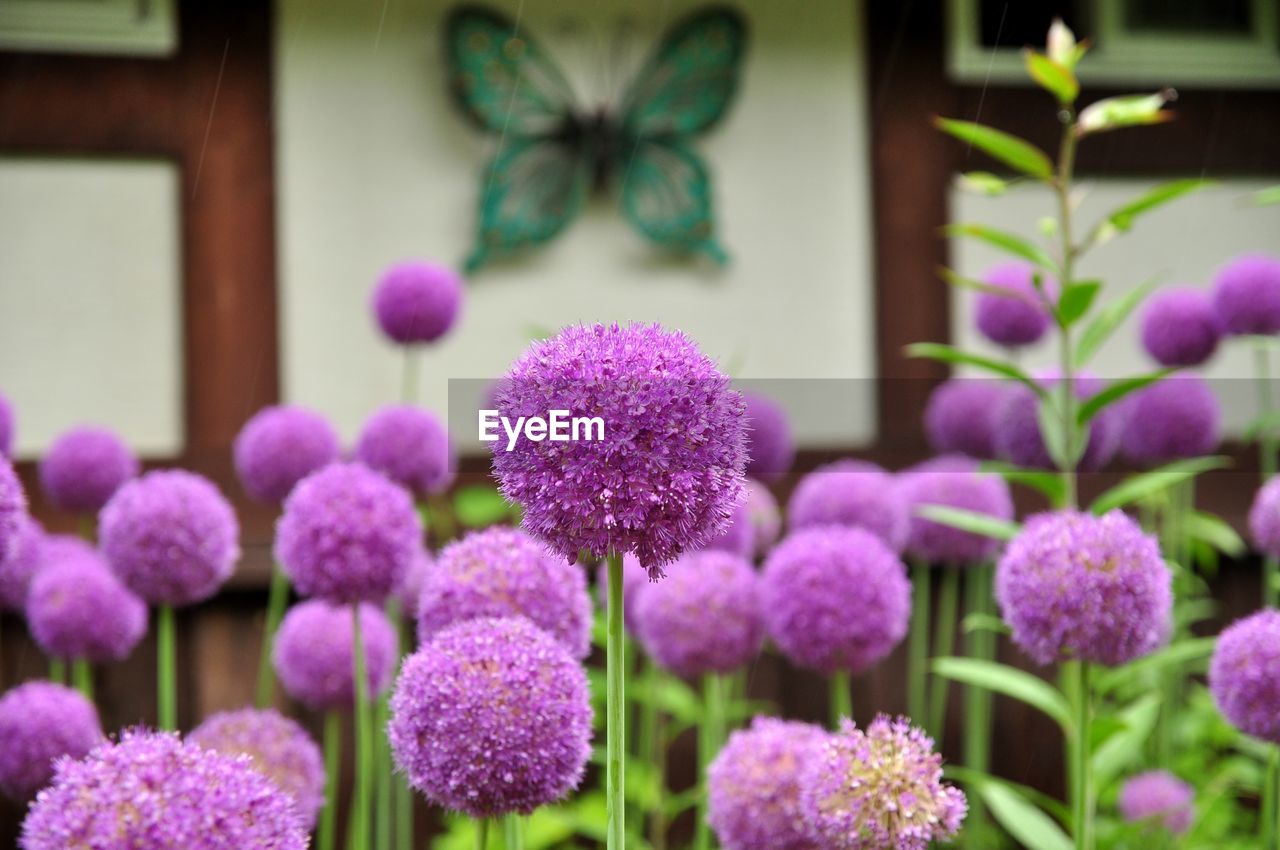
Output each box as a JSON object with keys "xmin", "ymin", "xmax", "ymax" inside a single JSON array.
[
  {"xmin": 503, "ymin": 814, "xmax": 524, "ymax": 850},
  {"xmin": 402, "ymin": 345, "xmax": 420, "ymax": 405},
  {"xmin": 928, "ymin": 567, "xmax": 960, "ymax": 746},
  {"xmin": 157, "ymin": 604, "xmax": 177, "ymax": 730},
  {"xmin": 72, "ymin": 658, "xmax": 93, "ymax": 702},
  {"xmin": 319, "ymin": 711, "xmax": 341, "ymax": 850},
  {"xmin": 1259, "ymin": 343, "xmax": 1279, "ymax": 608},
  {"xmin": 49, "ymin": 657, "xmax": 66, "ymax": 685},
  {"xmin": 652, "ymin": 690, "xmax": 669, "ymax": 850},
  {"xmin": 1054, "ymin": 107, "xmax": 1080, "ymax": 512},
  {"xmin": 395, "ymin": 602, "xmax": 414, "ymax": 849},
  {"xmin": 605, "ymin": 552, "xmax": 626, "ymax": 850},
  {"xmin": 829, "ymin": 669, "xmax": 852, "ymax": 728},
  {"xmin": 908, "ymin": 561, "xmax": 931, "ymax": 727},
  {"xmin": 475, "ymin": 818, "xmax": 489, "ymax": 850},
  {"xmin": 427, "ymin": 492, "xmax": 458, "ymax": 546},
  {"xmin": 1264, "ymin": 745, "xmax": 1279, "ymax": 850},
  {"xmin": 352, "ymin": 605, "xmax": 372, "ymax": 850},
  {"xmin": 964, "ymin": 563, "xmax": 995, "ymax": 844},
  {"xmin": 696, "ymin": 674, "xmax": 726, "ymax": 850},
  {"xmin": 255, "ymin": 566, "xmax": 291, "ymax": 709},
  {"xmin": 1071, "ymin": 661, "xmax": 1095, "ymax": 850}
]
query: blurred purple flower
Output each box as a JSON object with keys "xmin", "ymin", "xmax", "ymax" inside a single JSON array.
[
  {"xmin": 1120, "ymin": 377, "xmax": 1221, "ymax": 465},
  {"xmin": 974, "ymin": 263, "xmax": 1056, "ymax": 348},
  {"xmin": 899, "ymin": 462, "xmax": 1013, "ymax": 565},
  {"xmin": 39, "ymin": 426, "xmax": 138, "ymax": 514},
  {"xmin": 355, "ymin": 405, "xmax": 453, "ymax": 497},
  {"xmin": 372, "ymin": 260, "xmax": 462, "ymax": 345},
  {"xmin": 26, "ymin": 547, "xmax": 146, "ymax": 663},
  {"xmin": 1209, "ymin": 609, "xmax": 1280, "ymax": 743},
  {"xmin": 1212, "ymin": 253, "xmax": 1280, "ymax": 336},
  {"xmin": 0, "ymin": 681, "xmax": 101, "ymax": 802},
  {"xmin": 272, "ymin": 599, "xmax": 396, "ymax": 711},
  {"xmin": 787, "ymin": 459, "xmax": 908, "ymax": 552},
  {"xmin": 994, "ymin": 371, "xmax": 1120, "ymax": 471},
  {"xmin": 233, "ymin": 405, "xmax": 341, "ymax": 504},
  {"xmin": 1117, "ymin": 770, "xmax": 1194, "ymax": 834},
  {"xmin": 0, "ymin": 514, "xmax": 43, "ymax": 613},
  {"xmin": 924, "ymin": 379, "xmax": 1008, "ymax": 460},
  {"xmin": 1140, "ymin": 287, "xmax": 1221, "ymax": 366},
  {"xmin": 743, "ymin": 392, "xmax": 795, "ymax": 479}
]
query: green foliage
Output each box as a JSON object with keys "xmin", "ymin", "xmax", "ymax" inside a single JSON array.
[
  {"xmin": 932, "ymin": 657, "xmax": 1074, "ymax": 733},
  {"xmin": 943, "ymin": 222, "xmax": 1057, "ymax": 270},
  {"xmin": 914, "ymin": 504, "xmax": 1021, "ymax": 541},
  {"xmin": 1073, "ymin": 279, "xmax": 1159, "ymax": 366},
  {"xmin": 906, "ymin": 342, "xmax": 1045, "ymax": 394},
  {"xmin": 1076, "ymin": 90, "xmax": 1175, "ymax": 137},
  {"xmin": 1089, "ymin": 457, "xmax": 1231, "ymax": 514},
  {"xmin": 1076, "ymin": 368, "xmax": 1175, "ymax": 426},
  {"xmin": 1024, "ymin": 50, "xmax": 1079, "ymax": 105},
  {"xmin": 451, "ymin": 483, "xmax": 520, "ymax": 528},
  {"xmin": 1056, "ymin": 280, "xmax": 1102, "ymax": 327},
  {"xmin": 933, "ymin": 118, "xmax": 1055, "ymax": 179}
]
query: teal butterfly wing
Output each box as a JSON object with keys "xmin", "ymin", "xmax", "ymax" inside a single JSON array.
[
  {"xmin": 445, "ymin": 6, "xmax": 589, "ymax": 270},
  {"xmin": 617, "ymin": 6, "xmax": 746, "ymax": 262}
]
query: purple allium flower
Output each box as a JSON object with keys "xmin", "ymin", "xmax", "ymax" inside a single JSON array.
[
  {"xmin": 994, "ymin": 371, "xmax": 1120, "ymax": 471},
  {"xmin": 26, "ymin": 548, "xmax": 146, "ymax": 663},
  {"xmin": 388, "ymin": 616, "xmax": 592, "ymax": 818},
  {"xmin": 38, "ymin": 426, "xmax": 138, "ymax": 514},
  {"xmin": 596, "ymin": 553, "xmax": 651, "ymax": 635},
  {"xmin": 417, "ymin": 526, "xmax": 592, "ymax": 659},
  {"xmin": 0, "ymin": 392, "xmax": 13, "ymax": 457},
  {"xmin": 899, "ymin": 462, "xmax": 1013, "ymax": 565},
  {"xmin": 745, "ymin": 478, "xmax": 781, "ymax": 558},
  {"xmin": 272, "ymin": 599, "xmax": 397, "ymax": 711},
  {"xmin": 189, "ymin": 708, "xmax": 326, "ymax": 829},
  {"xmin": 275, "ymin": 462, "xmax": 422, "ymax": 603},
  {"xmin": 395, "ymin": 545, "xmax": 433, "ymax": 614},
  {"xmin": 1211, "ymin": 253, "xmax": 1280, "ymax": 336},
  {"xmin": 924, "ymin": 379, "xmax": 1008, "ymax": 459},
  {"xmin": 233, "ymin": 405, "xmax": 341, "ymax": 504},
  {"xmin": 760, "ymin": 526, "xmax": 911, "ymax": 675},
  {"xmin": 1140, "ymin": 288, "xmax": 1221, "ymax": 366},
  {"xmin": 372, "ymin": 260, "xmax": 463, "ymax": 345},
  {"xmin": 0, "ymin": 455, "xmax": 26, "ymax": 565},
  {"xmin": 355, "ymin": 405, "xmax": 453, "ymax": 497},
  {"xmin": 743, "ymin": 392, "xmax": 796, "ymax": 479},
  {"xmin": 1119, "ymin": 377, "xmax": 1221, "ymax": 465},
  {"xmin": 996, "ymin": 510, "xmax": 1171, "ymax": 666},
  {"xmin": 99, "ymin": 470, "xmax": 239, "ymax": 607},
  {"xmin": 1250, "ymin": 477, "xmax": 1280, "ymax": 559},
  {"xmin": 701, "ymin": 496, "xmax": 754, "ymax": 559},
  {"xmin": 801, "ymin": 715, "xmax": 966, "ymax": 850},
  {"xmin": 974, "ymin": 262, "xmax": 1056, "ymax": 348},
  {"xmin": 1209, "ymin": 609, "xmax": 1280, "ymax": 743},
  {"xmin": 0, "ymin": 514, "xmax": 43, "ymax": 612},
  {"xmin": 38, "ymin": 533, "xmax": 95, "ymax": 567},
  {"xmin": 20, "ymin": 730, "xmax": 307, "ymax": 849},
  {"xmin": 787, "ymin": 460, "xmax": 908, "ymax": 552},
  {"xmin": 1117, "ymin": 770, "xmax": 1194, "ymax": 834},
  {"xmin": 632, "ymin": 550, "xmax": 764, "ymax": 677},
  {"xmin": 707, "ymin": 717, "xmax": 828, "ymax": 850},
  {"xmin": 491, "ymin": 323, "xmax": 748, "ymax": 576},
  {"xmin": 0, "ymin": 682, "xmax": 102, "ymax": 802}
]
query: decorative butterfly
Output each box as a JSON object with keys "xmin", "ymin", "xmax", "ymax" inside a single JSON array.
[{"xmin": 444, "ymin": 4, "xmax": 748, "ymax": 272}]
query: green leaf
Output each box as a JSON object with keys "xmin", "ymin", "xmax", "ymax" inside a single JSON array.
[
  {"xmin": 1090, "ymin": 456, "xmax": 1231, "ymax": 514},
  {"xmin": 914, "ymin": 505, "xmax": 1021, "ymax": 542},
  {"xmin": 980, "ymin": 461, "xmax": 1067, "ymax": 506},
  {"xmin": 1076, "ymin": 90, "xmax": 1175, "ymax": 136},
  {"xmin": 1046, "ymin": 18, "xmax": 1084, "ymax": 70},
  {"xmin": 1187, "ymin": 511, "xmax": 1246, "ymax": 557},
  {"xmin": 934, "ymin": 118, "xmax": 1055, "ymax": 179},
  {"xmin": 943, "ymin": 223, "xmax": 1057, "ymax": 270},
  {"xmin": 452, "ymin": 484, "xmax": 517, "ymax": 528},
  {"xmin": 1242, "ymin": 408, "xmax": 1280, "ymax": 442},
  {"xmin": 946, "ymin": 766, "xmax": 1072, "ymax": 827},
  {"xmin": 962, "ymin": 612, "xmax": 1011, "ymax": 635},
  {"xmin": 905, "ymin": 343, "xmax": 1044, "ymax": 394},
  {"xmin": 932, "ymin": 657, "xmax": 1074, "ymax": 732},
  {"xmin": 1024, "ymin": 50, "xmax": 1079, "ymax": 104},
  {"xmin": 1104, "ymin": 179, "xmax": 1212, "ymax": 232},
  {"xmin": 1056, "ymin": 280, "xmax": 1102, "ymax": 327},
  {"xmin": 1094, "ymin": 637, "xmax": 1218, "ymax": 696},
  {"xmin": 1037, "ymin": 385, "xmax": 1076, "ymax": 470},
  {"xmin": 1076, "ymin": 368, "xmax": 1175, "ymax": 426},
  {"xmin": 979, "ymin": 782, "xmax": 1074, "ymax": 850},
  {"xmin": 1091, "ymin": 693, "xmax": 1162, "ymax": 787},
  {"xmin": 938, "ymin": 266, "xmax": 1025, "ymax": 298},
  {"xmin": 957, "ymin": 171, "xmax": 1010, "ymax": 196},
  {"xmin": 1074, "ymin": 278, "xmax": 1159, "ymax": 366},
  {"xmin": 1256, "ymin": 185, "xmax": 1280, "ymax": 206}
]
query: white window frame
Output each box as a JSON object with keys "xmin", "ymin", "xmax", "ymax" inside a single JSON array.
[{"xmin": 0, "ymin": 0, "xmax": 177, "ymax": 57}]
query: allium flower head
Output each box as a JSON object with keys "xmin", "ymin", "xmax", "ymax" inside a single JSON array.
[
  {"xmin": 26, "ymin": 547, "xmax": 146, "ymax": 663},
  {"xmin": 743, "ymin": 392, "xmax": 795, "ymax": 479},
  {"xmin": 995, "ymin": 370, "xmax": 1120, "ymax": 471},
  {"xmin": 272, "ymin": 599, "xmax": 396, "ymax": 711},
  {"xmin": 417, "ymin": 526, "xmax": 592, "ymax": 658},
  {"xmin": 0, "ymin": 392, "xmax": 13, "ymax": 457},
  {"xmin": 20, "ymin": 730, "xmax": 307, "ymax": 849},
  {"xmin": 233, "ymin": 405, "xmax": 341, "ymax": 504},
  {"xmin": 632, "ymin": 550, "xmax": 763, "ymax": 677},
  {"xmin": 100, "ymin": 470, "xmax": 239, "ymax": 607},
  {"xmin": 0, "ymin": 514, "xmax": 43, "ymax": 612},
  {"xmin": 1209, "ymin": 609, "xmax": 1280, "ymax": 743},
  {"xmin": 372, "ymin": 260, "xmax": 462, "ymax": 344},
  {"xmin": 1117, "ymin": 770, "xmax": 1194, "ymax": 834},
  {"xmin": 189, "ymin": 708, "xmax": 325, "ymax": 829},
  {"xmin": 0, "ymin": 455, "xmax": 26, "ymax": 565},
  {"xmin": 924, "ymin": 379, "xmax": 1008, "ymax": 459},
  {"xmin": 707, "ymin": 717, "xmax": 828, "ymax": 850},
  {"xmin": 355, "ymin": 404, "xmax": 453, "ymax": 496},
  {"xmin": 388, "ymin": 616, "xmax": 592, "ymax": 818},
  {"xmin": 39, "ymin": 426, "xmax": 138, "ymax": 513},
  {"xmin": 701, "ymin": 496, "xmax": 754, "ymax": 558},
  {"xmin": 0, "ymin": 681, "xmax": 102, "ymax": 802},
  {"xmin": 996, "ymin": 510, "xmax": 1171, "ymax": 666},
  {"xmin": 1212, "ymin": 253, "xmax": 1280, "ymax": 336},
  {"xmin": 974, "ymin": 262, "xmax": 1056, "ymax": 347},
  {"xmin": 1140, "ymin": 287, "xmax": 1221, "ymax": 366},
  {"xmin": 395, "ymin": 545, "xmax": 433, "ymax": 614},
  {"xmin": 787, "ymin": 460, "xmax": 908, "ymax": 552},
  {"xmin": 491, "ymin": 322, "xmax": 748, "ymax": 575},
  {"xmin": 761, "ymin": 526, "xmax": 911, "ymax": 675},
  {"xmin": 1120, "ymin": 376, "xmax": 1221, "ymax": 465},
  {"xmin": 1250, "ymin": 477, "xmax": 1280, "ymax": 559},
  {"xmin": 745, "ymin": 478, "xmax": 781, "ymax": 557},
  {"xmin": 899, "ymin": 462, "xmax": 1013, "ymax": 565},
  {"xmin": 596, "ymin": 553, "xmax": 651, "ymax": 635},
  {"xmin": 801, "ymin": 715, "xmax": 966, "ymax": 850},
  {"xmin": 275, "ymin": 462, "xmax": 422, "ymax": 603}
]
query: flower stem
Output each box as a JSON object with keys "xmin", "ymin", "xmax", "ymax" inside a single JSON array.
[
  {"xmin": 829, "ymin": 669, "xmax": 852, "ymax": 727},
  {"xmin": 605, "ymin": 551, "xmax": 626, "ymax": 850},
  {"xmin": 319, "ymin": 711, "xmax": 341, "ymax": 850},
  {"xmin": 157, "ymin": 604, "xmax": 177, "ymax": 730},
  {"xmin": 1258, "ymin": 343, "xmax": 1279, "ymax": 607},
  {"xmin": 427, "ymin": 492, "xmax": 458, "ymax": 546},
  {"xmin": 72, "ymin": 657, "xmax": 93, "ymax": 702},
  {"xmin": 696, "ymin": 674, "xmax": 726, "ymax": 850},
  {"xmin": 908, "ymin": 560, "xmax": 931, "ymax": 727},
  {"xmin": 503, "ymin": 814, "xmax": 524, "ymax": 850},
  {"xmin": 928, "ymin": 567, "xmax": 960, "ymax": 747},
  {"xmin": 1072, "ymin": 661, "xmax": 1095, "ymax": 850},
  {"xmin": 964, "ymin": 563, "xmax": 995, "ymax": 843},
  {"xmin": 352, "ymin": 604, "xmax": 373, "ymax": 850},
  {"xmin": 49, "ymin": 657, "xmax": 66, "ymax": 685},
  {"xmin": 475, "ymin": 818, "xmax": 489, "ymax": 850},
  {"xmin": 402, "ymin": 345, "xmax": 420, "ymax": 405},
  {"xmin": 255, "ymin": 566, "xmax": 291, "ymax": 709},
  {"xmin": 394, "ymin": 610, "xmax": 414, "ymax": 850},
  {"xmin": 1264, "ymin": 745, "xmax": 1279, "ymax": 850}
]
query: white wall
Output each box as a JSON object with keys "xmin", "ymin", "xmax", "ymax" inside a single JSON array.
[
  {"xmin": 0, "ymin": 157, "xmax": 183, "ymax": 458},
  {"xmin": 275, "ymin": 0, "xmax": 876, "ymax": 448}
]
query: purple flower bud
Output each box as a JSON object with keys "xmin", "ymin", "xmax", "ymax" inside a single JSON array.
[
  {"xmin": 233, "ymin": 405, "xmax": 341, "ymax": 504},
  {"xmin": 787, "ymin": 460, "xmax": 908, "ymax": 552},
  {"xmin": 26, "ymin": 547, "xmax": 146, "ymax": 663},
  {"xmin": 743, "ymin": 392, "xmax": 795, "ymax": 479},
  {"xmin": 1120, "ymin": 377, "xmax": 1221, "ymax": 465},
  {"xmin": 372, "ymin": 260, "xmax": 462, "ymax": 345},
  {"xmin": 974, "ymin": 263, "xmax": 1056, "ymax": 348},
  {"xmin": 1117, "ymin": 770, "xmax": 1194, "ymax": 834},
  {"xmin": 1212, "ymin": 253, "xmax": 1280, "ymax": 336},
  {"xmin": 924, "ymin": 379, "xmax": 1008, "ymax": 459},
  {"xmin": 1209, "ymin": 609, "xmax": 1280, "ymax": 743},
  {"xmin": 0, "ymin": 682, "xmax": 102, "ymax": 802},
  {"xmin": 355, "ymin": 405, "xmax": 453, "ymax": 497},
  {"xmin": 1140, "ymin": 287, "xmax": 1221, "ymax": 366},
  {"xmin": 272, "ymin": 599, "xmax": 397, "ymax": 711},
  {"xmin": 39, "ymin": 426, "xmax": 138, "ymax": 514}
]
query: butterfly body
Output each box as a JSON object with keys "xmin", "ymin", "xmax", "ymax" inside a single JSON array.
[{"xmin": 444, "ymin": 4, "xmax": 748, "ymax": 272}]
